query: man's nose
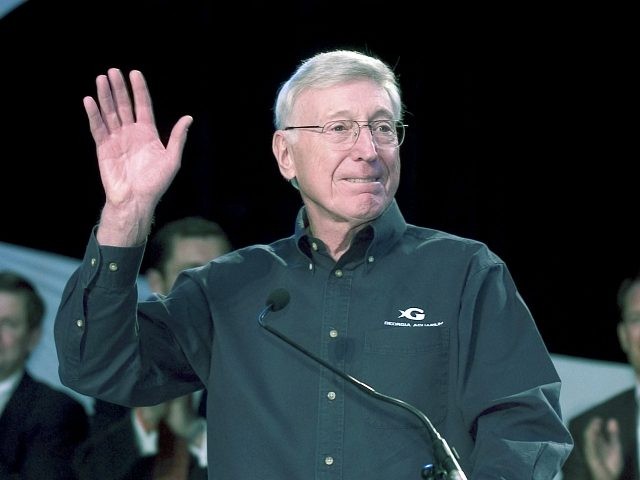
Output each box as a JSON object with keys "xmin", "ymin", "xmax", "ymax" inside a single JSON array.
[{"xmin": 352, "ymin": 124, "xmax": 377, "ymax": 157}]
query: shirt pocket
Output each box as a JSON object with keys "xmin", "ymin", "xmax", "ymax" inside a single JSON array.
[{"xmin": 361, "ymin": 326, "xmax": 448, "ymax": 429}]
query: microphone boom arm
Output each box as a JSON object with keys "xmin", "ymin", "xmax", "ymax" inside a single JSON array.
[{"xmin": 258, "ymin": 305, "xmax": 467, "ymax": 480}]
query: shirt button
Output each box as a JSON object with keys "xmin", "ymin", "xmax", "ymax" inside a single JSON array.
[
  {"xmin": 327, "ymin": 391, "xmax": 336, "ymax": 400},
  {"xmin": 108, "ymin": 262, "xmax": 119, "ymax": 272},
  {"xmin": 324, "ymin": 456, "xmax": 334, "ymax": 466},
  {"xmin": 90, "ymin": 258, "xmax": 97, "ymax": 267},
  {"xmin": 311, "ymin": 242, "xmax": 319, "ymax": 251},
  {"xmin": 329, "ymin": 329, "xmax": 338, "ymax": 338},
  {"xmin": 76, "ymin": 319, "xmax": 84, "ymax": 328},
  {"xmin": 308, "ymin": 263, "xmax": 314, "ymax": 271},
  {"xmin": 367, "ymin": 255, "xmax": 374, "ymax": 263},
  {"xmin": 334, "ymin": 269, "xmax": 343, "ymax": 277}
]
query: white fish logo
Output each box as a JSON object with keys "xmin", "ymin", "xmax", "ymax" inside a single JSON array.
[{"xmin": 398, "ymin": 307, "xmax": 426, "ymax": 321}]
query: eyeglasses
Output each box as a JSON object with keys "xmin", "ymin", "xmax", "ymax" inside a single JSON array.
[{"xmin": 284, "ymin": 119, "xmax": 407, "ymax": 150}]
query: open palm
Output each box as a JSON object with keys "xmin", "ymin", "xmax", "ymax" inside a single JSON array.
[{"xmin": 84, "ymin": 69, "xmax": 192, "ymax": 215}]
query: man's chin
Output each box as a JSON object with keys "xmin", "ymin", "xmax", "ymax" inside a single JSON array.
[{"xmin": 344, "ymin": 197, "xmax": 388, "ymax": 221}]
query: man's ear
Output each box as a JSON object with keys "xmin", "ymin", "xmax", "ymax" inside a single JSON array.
[
  {"xmin": 272, "ymin": 131, "xmax": 296, "ymax": 181},
  {"xmin": 146, "ymin": 268, "xmax": 165, "ymax": 294}
]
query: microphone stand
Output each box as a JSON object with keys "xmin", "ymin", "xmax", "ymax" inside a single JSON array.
[{"xmin": 258, "ymin": 305, "xmax": 467, "ymax": 480}]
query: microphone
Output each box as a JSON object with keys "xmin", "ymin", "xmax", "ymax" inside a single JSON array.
[{"xmin": 258, "ymin": 289, "xmax": 467, "ymax": 480}]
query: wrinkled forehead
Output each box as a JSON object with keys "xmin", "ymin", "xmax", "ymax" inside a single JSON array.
[{"xmin": 292, "ymin": 80, "xmax": 395, "ymax": 122}]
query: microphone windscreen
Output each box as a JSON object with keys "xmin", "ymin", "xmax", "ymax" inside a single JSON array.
[{"xmin": 266, "ymin": 288, "xmax": 290, "ymax": 312}]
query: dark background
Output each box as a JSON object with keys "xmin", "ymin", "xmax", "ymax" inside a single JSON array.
[{"xmin": 1, "ymin": 1, "xmax": 635, "ymax": 363}]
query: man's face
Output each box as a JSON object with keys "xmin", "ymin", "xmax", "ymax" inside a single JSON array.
[
  {"xmin": 279, "ymin": 79, "xmax": 401, "ymax": 231},
  {"xmin": 618, "ymin": 283, "xmax": 640, "ymax": 376},
  {"xmin": 0, "ymin": 291, "xmax": 40, "ymax": 381},
  {"xmin": 149, "ymin": 235, "xmax": 230, "ymax": 295}
]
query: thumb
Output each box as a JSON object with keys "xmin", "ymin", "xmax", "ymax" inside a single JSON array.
[{"xmin": 166, "ymin": 114, "xmax": 194, "ymax": 159}]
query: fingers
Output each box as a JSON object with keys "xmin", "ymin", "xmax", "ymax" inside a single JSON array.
[
  {"xmin": 584, "ymin": 417, "xmax": 620, "ymax": 444},
  {"xmin": 583, "ymin": 417, "xmax": 605, "ymax": 460},
  {"xmin": 96, "ymin": 70, "xmax": 122, "ymax": 133},
  {"xmin": 88, "ymin": 68, "xmax": 154, "ymax": 135},
  {"xmin": 83, "ymin": 95, "xmax": 108, "ymax": 145},
  {"xmin": 584, "ymin": 416, "xmax": 603, "ymax": 441},
  {"xmin": 166, "ymin": 395, "xmax": 198, "ymax": 437},
  {"xmin": 108, "ymin": 68, "xmax": 134, "ymax": 125},
  {"xmin": 605, "ymin": 418, "xmax": 621, "ymax": 448},
  {"xmin": 605, "ymin": 418, "xmax": 619, "ymax": 435},
  {"xmin": 137, "ymin": 403, "xmax": 170, "ymax": 427},
  {"xmin": 129, "ymin": 70, "xmax": 156, "ymax": 126}
]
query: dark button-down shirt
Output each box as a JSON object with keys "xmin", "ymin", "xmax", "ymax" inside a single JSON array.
[{"xmin": 55, "ymin": 200, "xmax": 572, "ymax": 479}]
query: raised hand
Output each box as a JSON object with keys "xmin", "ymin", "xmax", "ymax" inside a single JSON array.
[
  {"xmin": 84, "ymin": 68, "xmax": 193, "ymax": 246},
  {"xmin": 583, "ymin": 417, "xmax": 624, "ymax": 480}
]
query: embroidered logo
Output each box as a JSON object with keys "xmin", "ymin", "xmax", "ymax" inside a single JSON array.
[
  {"xmin": 383, "ymin": 307, "xmax": 444, "ymax": 328},
  {"xmin": 398, "ymin": 307, "xmax": 426, "ymax": 321}
]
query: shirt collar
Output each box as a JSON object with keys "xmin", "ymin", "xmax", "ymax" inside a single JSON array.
[{"xmin": 294, "ymin": 199, "xmax": 407, "ymax": 263}]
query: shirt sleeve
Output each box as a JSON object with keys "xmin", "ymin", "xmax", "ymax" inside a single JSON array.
[
  {"xmin": 457, "ymin": 256, "xmax": 573, "ymax": 477},
  {"xmin": 54, "ymin": 229, "xmax": 201, "ymax": 407}
]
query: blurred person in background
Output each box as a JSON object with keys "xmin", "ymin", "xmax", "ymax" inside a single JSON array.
[
  {"xmin": 0, "ymin": 270, "xmax": 88, "ymax": 479},
  {"xmin": 563, "ymin": 276, "xmax": 640, "ymax": 480}
]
